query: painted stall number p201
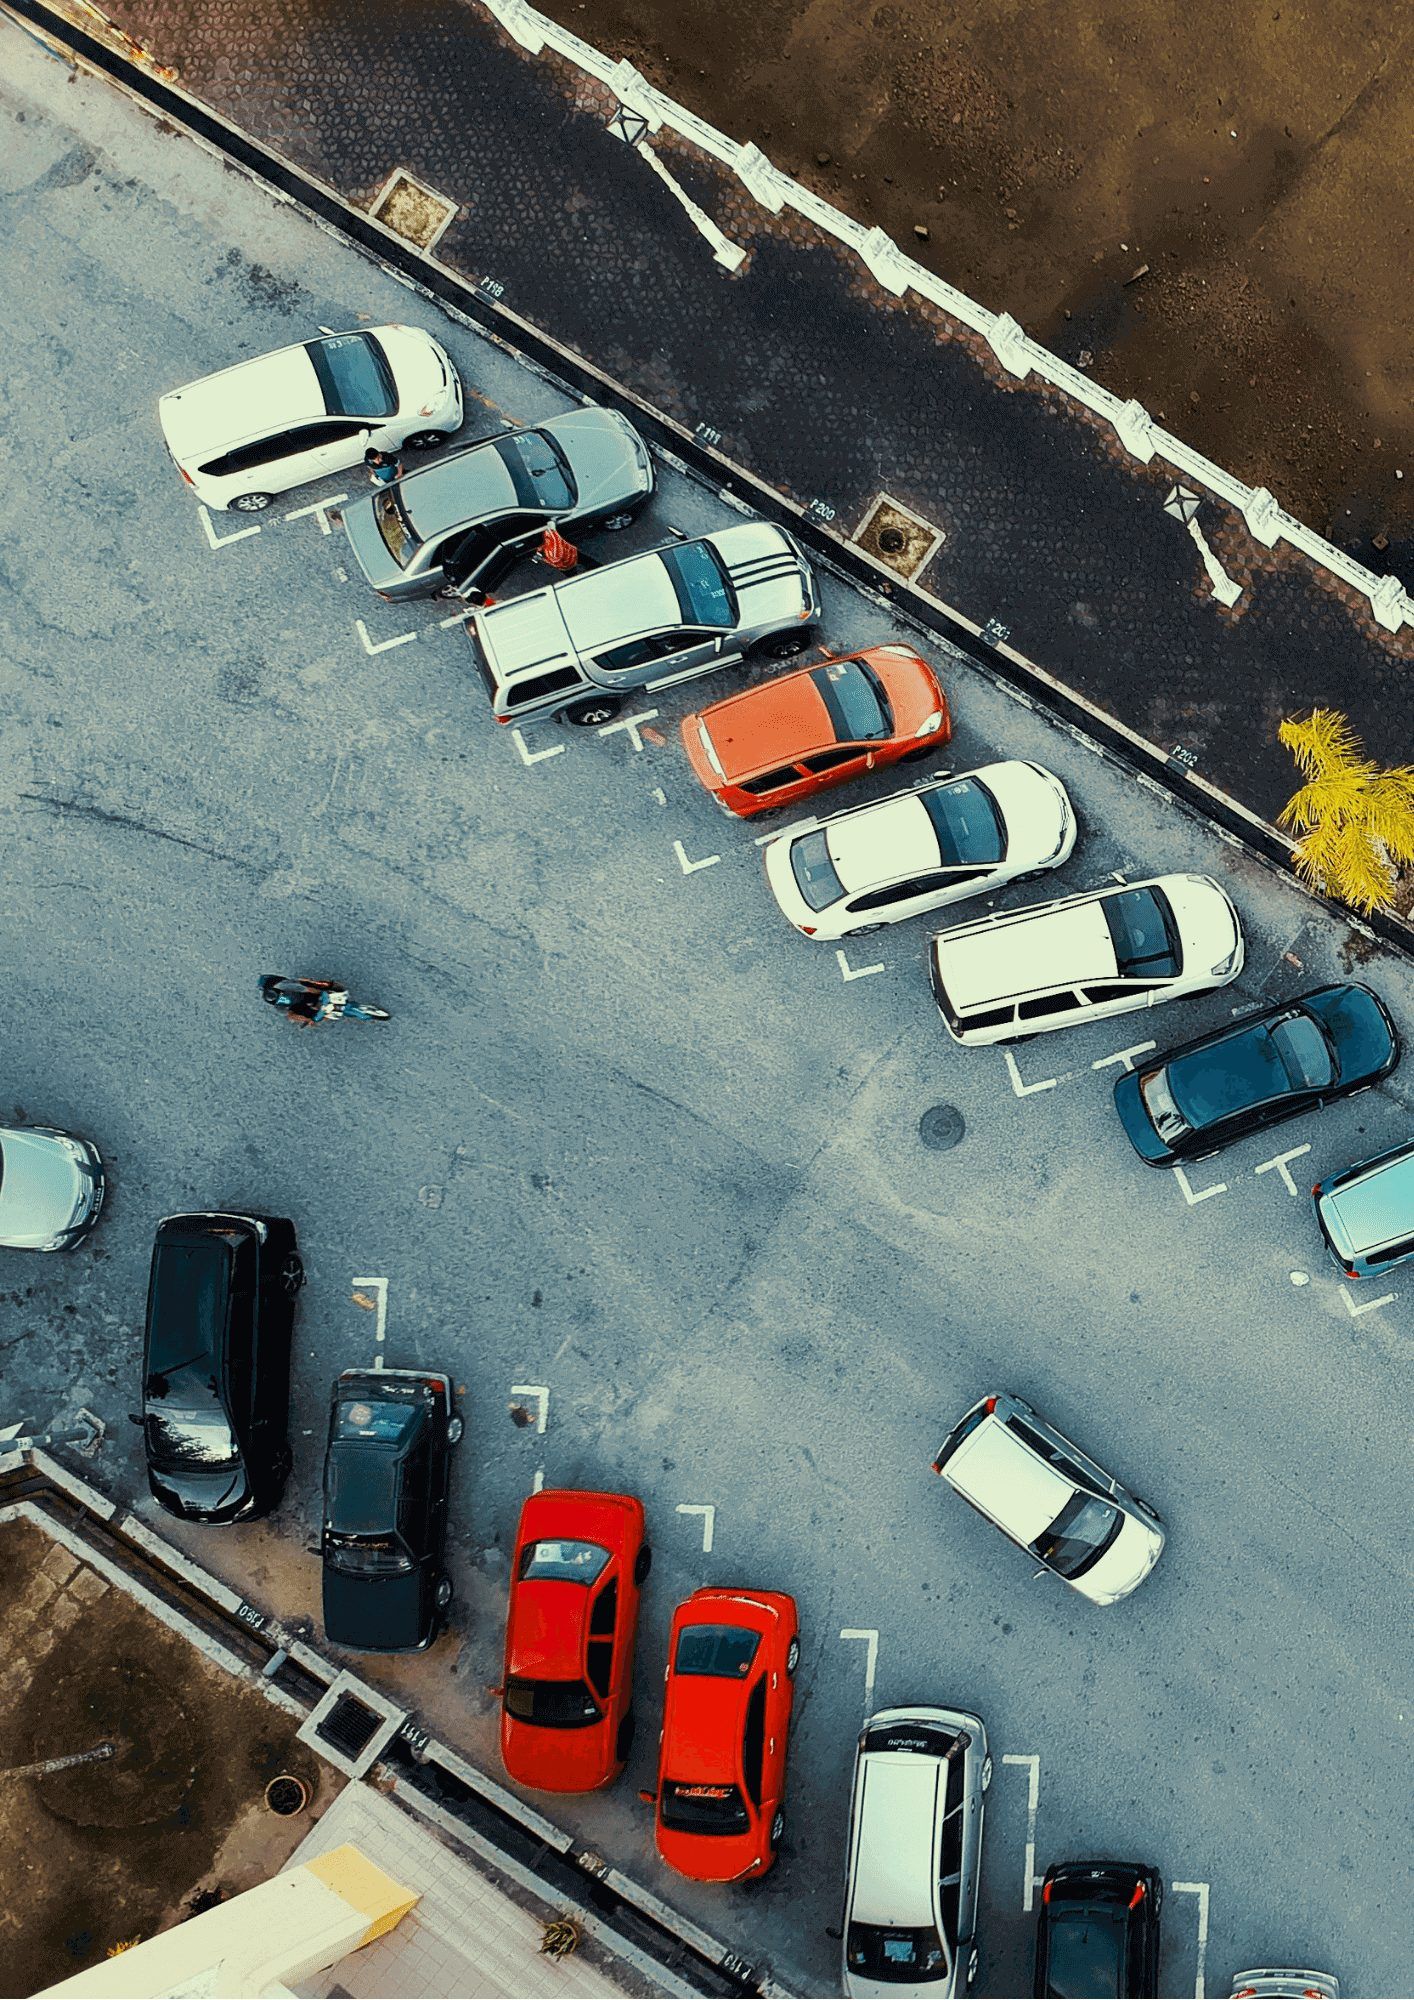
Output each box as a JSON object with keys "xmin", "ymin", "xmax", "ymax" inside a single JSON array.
[{"xmin": 981, "ymin": 617, "xmax": 1012, "ymax": 647}]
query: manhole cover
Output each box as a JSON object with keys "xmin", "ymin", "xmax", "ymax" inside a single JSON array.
[
  {"xmin": 918, "ymin": 1103, "xmax": 965, "ymax": 1152},
  {"xmin": 315, "ymin": 1692, "xmax": 383, "ymax": 1760},
  {"xmin": 855, "ymin": 494, "xmax": 947, "ymax": 581},
  {"xmin": 369, "ymin": 168, "xmax": 459, "ymax": 251}
]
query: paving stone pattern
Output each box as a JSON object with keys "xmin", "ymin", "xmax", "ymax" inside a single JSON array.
[{"xmin": 103, "ymin": 0, "xmax": 1414, "ymax": 821}]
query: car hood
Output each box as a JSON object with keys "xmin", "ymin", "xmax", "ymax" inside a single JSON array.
[
  {"xmin": 148, "ymin": 1458, "xmax": 253, "ymax": 1522},
  {"xmin": 1303, "ymin": 982, "xmax": 1399, "ymax": 1082},
  {"xmin": 544, "ymin": 406, "xmax": 651, "ymax": 517},
  {"xmin": 322, "ymin": 1563, "xmax": 433, "ymax": 1651},
  {"xmin": 1160, "ymin": 873, "xmax": 1243, "ymax": 979},
  {"xmin": 375, "ymin": 322, "xmax": 452, "ymax": 415},
  {"xmin": 978, "ymin": 759, "xmax": 1074, "ymax": 863},
  {"xmin": 1071, "ymin": 1510, "xmax": 1165, "ymax": 1604},
  {"xmin": 0, "ymin": 1129, "xmax": 91, "ymax": 1245},
  {"xmin": 710, "ymin": 522, "xmax": 815, "ymax": 626}
]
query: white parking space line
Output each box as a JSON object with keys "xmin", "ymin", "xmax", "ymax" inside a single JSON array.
[
  {"xmin": 437, "ymin": 609, "xmax": 469, "ymax": 629},
  {"xmin": 510, "ymin": 1383, "xmax": 550, "ymax": 1433},
  {"xmin": 1004, "ymin": 1050, "xmax": 1060, "ymax": 1097},
  {"xmin": 531, "ymin": 1467, "xmax": 545, "ymax": 1494},
  {"xmin": 511, "ymin": 727, "xmax": 565, "ymax": 767},
  {"xmin": 1254, "ymin": 1142, "xmax": 1311, "ymax": 1196},
  {"xmin": 836, "ymin": 947, "xmax": 884, "ymax": 982},
  {"xmin": 1001, "ymin": 1753, "xmax": 1042, "ymax": 1910},
  {"xmin": 839, "ymin": 1627, "xmax": 879, "ymax": 1705},
  {"xmin": 1173, "ymin": 1164, "xmax": 1228, "ymax": 1205},
  {"xmin": 1092, "ymin": 1040, "xmax": 1157, "ymax": 1074},
  {"xmin": 198, "ymin": 504, "xmax": 261, "ymax": 549},
  {"xmin": 1172, "ymin": 1880, "xmax": 1211, "ymax": 1999},
  {"xmin": 675, "ymin": 1502, "xmax": 716, "ymax": 1552},
  {"xmin": 351, "ymin": 1277, "xmax": 388, "ymax": 1368},
  {"xmin": 283, "ymin": 494, "xmax": 347, "ymax": 533},
  {"xmin": 597, "ymin": 710, "xmax": 659, "ymax": 753},
  {"xmin": 354, "ymin": 617, "xmax": 417, "ymax": 655},
  {"xmin": 1341, "ymin": 1283, "xmax": 1396, "ymax": 1318},
  {"xmin": 674, "ymin": 839, "xmax": 721, "ymax": 875}
]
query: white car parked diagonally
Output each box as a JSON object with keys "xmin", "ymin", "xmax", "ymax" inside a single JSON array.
[{"xmin": 763, "ymin": 760, "xmax": 1075, "ymax": 941}]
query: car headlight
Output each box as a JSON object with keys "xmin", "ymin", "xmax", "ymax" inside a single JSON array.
[
  {"xmin": 913, "ymin": 712, "xmax": 945, "ymax": 738},
  {"xmin": 1210, "ymin": 944, "xmax": 1240, "ymax": 978}
]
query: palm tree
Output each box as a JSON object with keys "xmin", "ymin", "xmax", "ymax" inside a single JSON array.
[{"xmin": 1277, "ymin": 709, "xmax": 1414, "ymax": 914}]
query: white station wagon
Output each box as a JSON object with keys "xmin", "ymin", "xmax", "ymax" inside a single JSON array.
[
  {"xmin": 763, "ymin": 760, "xmax": 1075, "ymax": 941},
  {"xmin": 928, "ymin": 872, "xmax": 1243, "ymax": 1046},
  {"xmin": 159, "ymin": 324, "xmax": 462, "ymax": 511}
]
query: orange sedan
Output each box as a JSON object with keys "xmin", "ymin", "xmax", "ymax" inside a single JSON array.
[{"xmin": 680, "ymin": 644, "xmax": 949, "ymax": 818}]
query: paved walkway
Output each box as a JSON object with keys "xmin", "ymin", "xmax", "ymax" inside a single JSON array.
[{"xmin": 69, "ymin": 0, "xmax": 1414, "ymax": 835}]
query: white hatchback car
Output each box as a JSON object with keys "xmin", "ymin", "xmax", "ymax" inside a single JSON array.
[
  {"xmin": 159, "ymin": 324, "xmax": 462, "ymax": 512},
  {"xmin": 928, "ymin": 872, "xmax": 1243, "ymax": 1046},
  {"xmin": 763, "ymin": 760, "xmax": 1075, "ymax": 941},
  {"xmin": 932, "ymin": 1392, "xmax": 1165, "ymax": 1605}
]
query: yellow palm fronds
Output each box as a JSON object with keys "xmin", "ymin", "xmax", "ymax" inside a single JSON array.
[{"xmin": 1278, "ymin": 710, "xmax": 1414, "ymax": 914}]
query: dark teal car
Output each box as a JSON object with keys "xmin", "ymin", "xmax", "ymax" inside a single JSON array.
[{"xmin": 1113, "ymin": 983, "xmax": 1399, "ymax": 1166}]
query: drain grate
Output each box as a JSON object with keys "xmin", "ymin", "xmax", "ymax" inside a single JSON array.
[
  {"xmin": 369, "ymin": 168, "xmax": 459, "ymax": 251},
  {"xmin": 314, "ymin": 1691, "xmax": 383, "ymax": 1761},
  {"xmin": 919, "ymin": 1103, "xmax": 965, "ymax": 1152},
  {"xmin": 855, "ymin": 493, "xmax": 947, "ymax": 581}
]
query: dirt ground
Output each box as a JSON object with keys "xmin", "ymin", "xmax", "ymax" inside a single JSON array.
[
  {"xmin": 1, "ymin": 1517, "xmax": 330, "ymax": 1998},
  {"xmin": 538, "ymin": 0, "xmax": 1414, "ymax": 556}
]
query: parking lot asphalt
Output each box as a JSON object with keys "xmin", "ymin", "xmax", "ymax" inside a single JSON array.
[{"xmin": 3, "ymin": 27, "xmax": 1412, "ymax": 1999}]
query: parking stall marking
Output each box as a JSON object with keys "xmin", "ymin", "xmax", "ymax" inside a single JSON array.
[
  {"xmin": 510, "ymin": 1383, "xmax": 550, "ymax": 1433},
  {"xmin": 1001, "ymin": 1752, "xmax": 1042, "ymax": 1911},
  {"xmin": 198, "ymin": 504, "xmax": 261, "ymax": 550},
  {"xmin": 531, "ymin": 1467, "xmax": 545, "ymax": 1494},
  {"xmin": 437, "ymin": 608, "xmax": 469, "ymax": 629},
  {"xmin": 839, "ymin": 1627, "xmax": 879, "ymax": 1705},
  {"xmin": 1341, "ymin": 1283, "xmax": 1396, "ymax": 1318},
  {"xmin": 351, "ymin": 1276, "xmax": 388, "ymax": 1369},
  {"xmin": 1091, "ymin": 1040, "xmax": 1156, "ymax": 1075},
  {"xmin": 1172, "ymin": 1880, "xmax": 1210, "ymax": 2000},
  {"xmin": 284, "ymin": 494, "xmax": 347, "ymax": 534},
  {"xmin": 1173, "ymin": 1164, "xmax": 1228, "ymax": 1205},
  {"xmin": 512, "ymin": 727, "xmax": 565, "ymax": 767},
  {"xmin": 835, "ymin": 947, "xmax": 885, "ymax": 983},
  {"xmin": 1004, "ymin": 1050, "xmax": 1061, "ymax": 1098},
  {"xmin": 675, "ymin": 1502, "xmax": 716, "ymax": 1552},
  {"xmin": 597, "ymin": 710, "xmax": 659, "ymax": 753},
  {"xmin": 354, "ymin": 617, "xmax": 417, "ymax": 656},
  {"xmin": 674, "ymin": 839, "xmax": 721, "ymax": 875},
  {"xmin": 1253, "ymin": 1142, "xmax": 1311, "ymax": 1197}
]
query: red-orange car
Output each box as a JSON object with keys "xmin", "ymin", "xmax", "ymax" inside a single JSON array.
[
  {"xmin": 501, "ymin": 1488, "xmax": 648, "ymax": 1792},
  {"xmin": 680, "ymin": 644, "xmax": 949, "ymax": 818},
  {"xmin": 647, "ymin": 1586, "xmax": 799, "ymax": 1881}
]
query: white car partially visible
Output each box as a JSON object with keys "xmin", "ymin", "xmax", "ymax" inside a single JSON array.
[
  {"xmin": 158, "ymin": 324, "xmax": 462, "ymax": 512},
  {"xmin": 763, "ymin": 760, "xmax": 1075, "ymax": 941}
]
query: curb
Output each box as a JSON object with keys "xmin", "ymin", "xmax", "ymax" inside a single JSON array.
[{"xmin": 5, "ymin": 0, "xmax": 1411, "ymax": 975}]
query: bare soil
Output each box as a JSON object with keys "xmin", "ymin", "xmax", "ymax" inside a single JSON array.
[
  {"xmin": 538, "ymin": 0, "xmax": 1414, "ymax": 556},
  {"xmin": 1, "ymin": 1517, "xmax": 330, "ymax": 1997}
]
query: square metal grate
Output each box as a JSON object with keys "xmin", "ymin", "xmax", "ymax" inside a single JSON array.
[{"xmin": 369, "ymin": 168, "xmax": 459, "ymax": 252}]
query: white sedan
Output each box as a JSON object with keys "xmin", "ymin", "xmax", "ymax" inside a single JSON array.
[
  {"xmin": 762, "ymin": 759, "xmax": 1075, "ymax": 941},
  {"xmin": 158, "ymin": 324, "xmax": 462, "ymax": 512}
]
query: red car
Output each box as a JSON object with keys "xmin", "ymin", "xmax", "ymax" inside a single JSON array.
[
  {"xmin": 680, "ymin": 644, "xmax": 949, "ymax": 818},
  {"xmin": 647, "ymin": 1586, "xmax": 799, "ymax": 1881},
  {"xmin": 501, "ymin": 1488, "xmax": 648, "ymax": 1792}
]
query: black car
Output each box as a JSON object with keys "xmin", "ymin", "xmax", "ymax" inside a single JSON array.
[
  {"xmin": 136, "ymin": 1211, "xmax": 303, "ymax": 1523},
  {"xmin": 1113, "ymin": 982, "xmax": 1399, "ymax": 1165},
  {"xmin": 1034, "ymin": 1862, "xmax": 1163, "ymax": 1999},
  {"xmin": 321, "ymin": 1367, "xmax": 463, "ymax": 1653}
]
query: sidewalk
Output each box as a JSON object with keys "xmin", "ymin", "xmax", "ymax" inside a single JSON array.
[{"xmin": 47, "ymin": 0, "xmax": 1414, "ymax": 856}]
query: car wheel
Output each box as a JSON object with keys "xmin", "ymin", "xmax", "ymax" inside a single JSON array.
[
  {"xmin": 435, "ymin": 1575, "xmax": 452, "ymax": 1608},
  {"xmin": 770, "ymin": 1808, "xmax": 785, "ymax": 1845},
  {"xmin": 785, "ymin": 1636, "xmax": 800, "ymax": 1677},
  {"xmin": 981, "ymin": 1753, "xmax": 993, "ymax": 1791},
  {"xmin": 563, "ymin": 696, "xmax": 622, "ymax": 727},
  {"xmin": 446, "ymin": 1415, "xmax": 464, "ymax": 1446},
  {"xmin": 615, "ymin": 1709, "xmax": 636, "ymax": 1762},
  {"xmin": 280, "ymin": 1253, "xmax": 305, "ymax": 1296},
  {"xmin": 599, "ymin": 511, "xmax": 635, "ymax": 531},
  {"xmin": 633, "ymin": 1544, "xmax": 652, "ymax": 1586},
  {"xmin": 758, "ymin": 629, "xmax": 811, "ymax": 661},
  {"xmin": 967, "ymin": 1944, "xmax": 979, "ymax": 1988},
  {"xmin": 404, "ymin": 429, "xmax": 452, "ymax": 452},
  {"xmin": 229, "ymin": 491, "xmax": 272, "ymax": 512}
]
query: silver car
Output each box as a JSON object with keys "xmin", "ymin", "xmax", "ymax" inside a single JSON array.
[
  {"xmin": 1228, "ymin": 1974, "xmax": 1339, "ymax": 2000},
  {"xmin": 464, "ymin": 520, "xmax": 820, "ymax": 727},
  {"xmin": 340, "ymin": 405, "xmax": 653, "ymax": 602},
  {"xmin": 841, "ymin": 1705, "xmax": 990, "ymax": 1997},
  {"xmin": 0, "ymin": 1126, "xmax": 104, "ymax": 1250}
]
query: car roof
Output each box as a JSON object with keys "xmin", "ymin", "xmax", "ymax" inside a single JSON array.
[
  {"xmin": 701, "ymin": 666, "xmax": 835, "ymax": 775},
  {"xmin": 159, "ymin": 341, "xmax": 323, "ymax": 461},
  {"xmin": 826, "ymin": 791, "xmax": 943, "ymax": 888},
  {"xmin": 664, "ymin": 1671, "xmax": 749, "ymax": 1784},
  {"xmin": 944, "ymin": 1421, "xmax": 1073, "ymax": 1539},
  {"xmin": 558, "ymin": 549, "xmax": 680, "ymax": 651},
  {"xmin": 936, "ymin": 897, "xmax": 1118, "ymax": 1009},
  {"xmin": 1326, "ymin": 1143, "xmax": 1414, "ymax": 1252},
  {"xmin": 401, "ymin": 437, "xmax": 519, "ymax": 541},
  {"xmin": 851, "ymin": 1755, "xmax": 943, "ymax": 1927},
  {"xmin": 509, "ymin": 1579, "xmax": 591, "ymax": 1677}
]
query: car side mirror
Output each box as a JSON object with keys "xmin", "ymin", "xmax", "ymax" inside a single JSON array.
[
  {"xmin": 637, "ymin": 1788, "xmax": 657, "ymax": 1805},
  {"xmin": 126, "ymin": 1412, "xmax": 143, "ymax": 1428},
  {"xmin": 1032, "ymin": 1566, "xmax": 1049, "ymax": 1580},
  {"xmin": 824, "ymin": 1926, "xmax": 843, "ymax": 1941}
]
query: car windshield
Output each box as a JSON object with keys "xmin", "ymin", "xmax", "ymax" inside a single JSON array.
[
  {"xmin": 790, "ymin": 830, "xmax": 845, "ymax": 912},
  {"xmin": 1031, "ymin": 1491, "xmax": 1124, "ymax": 1578},
  {"xmin": 921, "ymin": 777, "xmax": 1006, "ymax": 865},
  {"xmin": 659, "ymin": 1781, "xmax": 751, "ymax": 1834},
  {"xmin": 496, "ymin": 430, "xmax": 576, "ymax": 511},
  {"xmin": 519, "ymin": 1538, "xmax": 611, "ymax": 1584},
  {"xmin": 1271, "ymin": 1009, "xmax": 1337, "ymax": 1090},
  {"xmin": 504, "ymin": 1676, "xmax": 602, "ymax": 1727},
  {"xmin": 324, "ymin": 1531, "xmax": 413, "ymax": 1577},
  {"xmin": 373, "ymin": 487, "xmax": 418, "ymax": 568},
  {"xmin": 1102, "ymin": 886, "xmax": 1181, "ymax": 979},
  {"xmin": 809, "ymin": 658, "xmax": 891, "ymax": 741},
  {"xmin": 306, "ymin": 332, "xmax": 397, "ymax": 418},
  {"xmin": 846, "ymin": 1924, "xmax": 949, "ymax": 1984},
  {"xmin": 1138, "ymin": 1064, "xmax": 1191, "ymax": 1142},
  {"xmin": 1043, "ymin": 1907, "xmax": 1127, "ymax": 1998},
  {"xmin": 144, "ymin": 1408, "xmax": 238, "ymax": 1470},
  {"xmin": 673, "ymin": 1623, "xmax": 760, "ymax": 1676},
  {"xmin": 662, "ymin": 541, "xmax": 736, "ymax": 628}
]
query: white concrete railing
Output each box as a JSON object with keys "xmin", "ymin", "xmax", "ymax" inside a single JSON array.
[{"xmin": 480, "ymin": 0, "xmax": 1414, "ymax": 637}]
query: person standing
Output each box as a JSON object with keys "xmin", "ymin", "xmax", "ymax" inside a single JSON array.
[{"xmin": 365, "ymin": 446, "xmax": 403, "ymax": 486}]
